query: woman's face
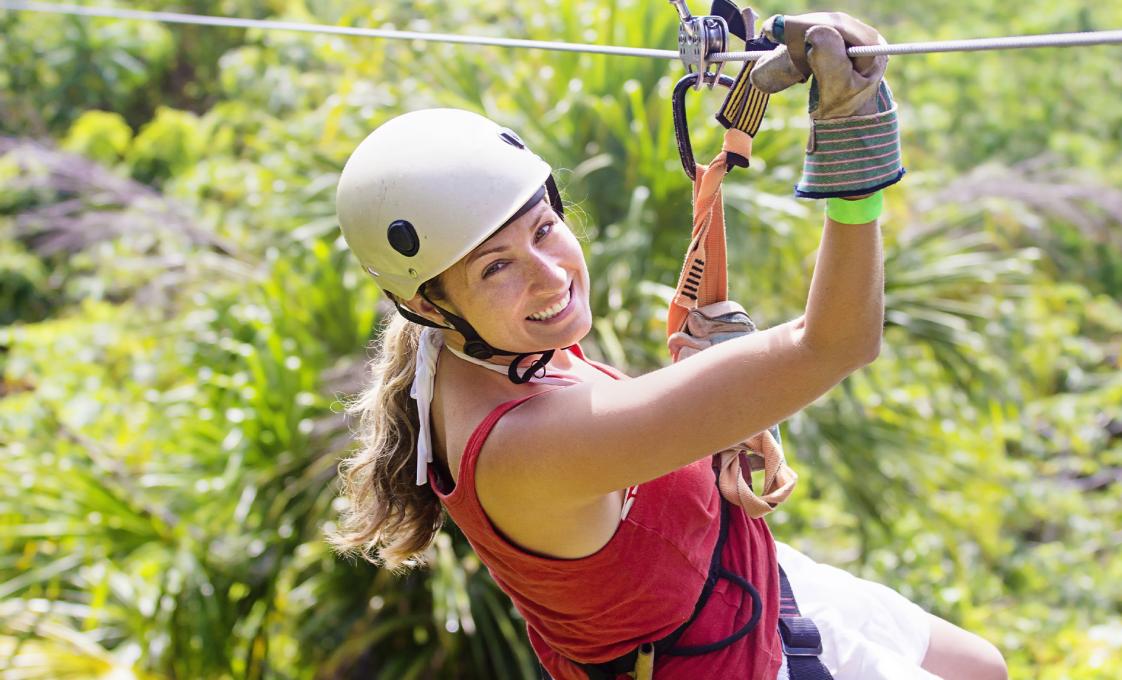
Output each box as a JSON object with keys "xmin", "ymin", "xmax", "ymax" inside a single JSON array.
[{"xmin": 432, "ymin": 198, "xmax": 592, "ymax": 355}]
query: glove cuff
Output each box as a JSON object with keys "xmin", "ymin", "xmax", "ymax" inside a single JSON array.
[{"xmin": 795, "ymin": 83, "xmax": 904, "ymax": 199}]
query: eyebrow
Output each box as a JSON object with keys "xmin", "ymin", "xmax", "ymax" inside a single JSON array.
[
  {"xmin": 466, "ymin": 243, "xmax": 509, "ymax": 267},
  {"xmin": 465, "ymin": 203, "xmax": 551, "ymax": 267}
]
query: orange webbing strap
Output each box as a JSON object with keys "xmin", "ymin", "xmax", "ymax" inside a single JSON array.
[
  {"xmin": 719, "ymin": 432, "xmax": 797, "ymax": 519},
  {"xmin": 666, "ymin": 128, "xmax": 749, "ymax": 336},
  {"xmin": 667, "ymin": 127, "xmax": 798, "ymax": 519}
]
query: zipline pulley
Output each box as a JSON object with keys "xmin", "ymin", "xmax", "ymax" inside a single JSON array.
[
  {"xmin": 668, "ymin": 1, "xmax": 776, "ymax": 179},
  {"xmin": 670, "ymin": 0, "xmax": 780, "ymax": 89},
  {"xmin": 670, "ymin": 0, "xmax": 729, "ymax": 88}
]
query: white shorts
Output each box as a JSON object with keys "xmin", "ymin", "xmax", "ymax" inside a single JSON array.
[{"xmin": 774, "ymin": 542, "xmax": 938, "ymax": 680}]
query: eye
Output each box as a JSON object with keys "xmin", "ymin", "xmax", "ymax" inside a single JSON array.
[
  {"xmin": 482, "ymin": 261, "xmax": 506, "ymax": 278},
  {"xmin": 535, "ymin": 222, "xmax": 554, "ymax": 241}
]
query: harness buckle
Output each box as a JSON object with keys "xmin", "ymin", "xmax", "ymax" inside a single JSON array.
[{"xmin": 778, "ymin": 616, "xmax": 825, "ymax": 657}]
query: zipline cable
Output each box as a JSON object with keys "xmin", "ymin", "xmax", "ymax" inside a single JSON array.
[
  {"xmin": 0, "ymin": 1, "xmax": 679, "ymax": 60},
  {"xmin": 715, "ymin": 30, "xmax": 1122, "ymax": 61},
  {"xmin": 3, "ymin": 0, "xmax": 1122, "ymax": 61}
]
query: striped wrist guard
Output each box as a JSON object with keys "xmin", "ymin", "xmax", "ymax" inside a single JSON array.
[{"xmin": 795, "ymin": 81, "xmax": 904, "ymax": 199}]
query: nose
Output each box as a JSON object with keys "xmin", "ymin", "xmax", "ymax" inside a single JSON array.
[{"xmin": 527, "ymin": 249, "xmax": 568, "ymax": 293}]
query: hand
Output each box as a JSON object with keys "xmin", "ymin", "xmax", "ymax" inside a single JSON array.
[
  {"xmin": 667, "ymin": 300, "xmax": 755, "ymax": 363},
  {"xmin": 751, "ymin": 13, "xmax": 887, "ymax": 119},
  {"xmin": 749, "ymin": 13, "xmax": 904, "ymax": 198}
]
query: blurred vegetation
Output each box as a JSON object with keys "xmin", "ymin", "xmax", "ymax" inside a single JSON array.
[{"xmin": 1, "ymin": 0, "xmax": 1120, "ymax": 678}]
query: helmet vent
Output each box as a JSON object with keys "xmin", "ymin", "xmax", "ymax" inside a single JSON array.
[
  {"xmin": 387, "ymin": 219, "xmax": 420, "ymax": 257},
  {"xmin": 498, "ymin": 129, "xmax": 526, "ymax": 149}
]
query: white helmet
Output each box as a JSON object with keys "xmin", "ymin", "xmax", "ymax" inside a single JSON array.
[{"xmin": 337, "ymin": 108, "xmax": 555, "ymax": 300}]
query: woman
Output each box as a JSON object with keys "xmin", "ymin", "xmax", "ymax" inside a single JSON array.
[{"xmin": 331, "ymin": 12, "xmax": 1007, "ymax": 680}]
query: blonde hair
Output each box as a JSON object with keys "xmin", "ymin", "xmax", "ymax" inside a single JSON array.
[{"xmin": 329, "ymin": 304, "xmax": 443, "ymax": 571}]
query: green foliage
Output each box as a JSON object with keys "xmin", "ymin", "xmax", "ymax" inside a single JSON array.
[
  {"xmin": 1, "ymin": 0, "xmax": 1121, "ymax": 678},
  {"xmin": 62, "ymin": 110, "xmax": 134, "ymax": 166},
  {"xmin": 0, "ymin": 7, "xmax": 174, "ymax": 134},
  {"xmin": 0, "ymin": 241, "xmax": 56, "ymax": 325},
  {"xmin": 128, "ymin": 107, "xmax": 207, "ymax": 185}
]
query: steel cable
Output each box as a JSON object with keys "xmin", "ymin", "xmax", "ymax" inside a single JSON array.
[
  {"xmin": 715, "ymin": 29, "xmax": 1122, "ymax": 61},
  {"xmin": 0, "ymin": 1, "xmax": 679, "ymax": 59},
  {"xmin": 3, "ymin": 0, "xmax": 1122, "ymax": 61}
]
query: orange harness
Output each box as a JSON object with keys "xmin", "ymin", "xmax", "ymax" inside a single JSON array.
[{"xmin": 666, "ymin": 86, "xmax": 797, "ymax": 519}]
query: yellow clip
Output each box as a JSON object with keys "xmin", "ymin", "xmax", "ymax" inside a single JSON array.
[{"xmin": 631, "ymin": 643, "xmax": 655, "ymax": 680}]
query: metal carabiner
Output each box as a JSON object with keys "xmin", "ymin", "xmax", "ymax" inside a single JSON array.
[{"xmin": 671, "ymin": 71, "xmax": 740, "ymax": 181}]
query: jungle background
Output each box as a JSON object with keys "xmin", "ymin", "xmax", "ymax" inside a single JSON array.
[{"xmin": 1, "ymin": 0, "xmax": 1120, "ymax": 678}]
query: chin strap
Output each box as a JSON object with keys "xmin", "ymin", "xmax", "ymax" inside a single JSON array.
[
  {"xmin": 392, "ymin": 287, "xmax": 558, "ymax": 385},
  {"xmin": 506, "ymin": 350, "xmax": 555, "ymax": 384}
]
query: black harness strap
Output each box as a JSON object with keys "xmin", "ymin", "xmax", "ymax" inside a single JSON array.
[
  {"xmin": 545, "ymin": 485, "xmax": 832, "ymax": 680},
  {"xmin": 778, "ymin": 566, "xmax": 833, "ymax": 680},
  {"xmin": 656, "ymin": 501, "xmax": 761, "ymax": 657},
  {"xmin": 576, "ymin": 499, "xmax": 763, "ymax": 679}
]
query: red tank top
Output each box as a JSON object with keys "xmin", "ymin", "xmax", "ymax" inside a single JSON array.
[{"xmin": 431, "ymin": 354, "xmax": 782, "ymax": 680}]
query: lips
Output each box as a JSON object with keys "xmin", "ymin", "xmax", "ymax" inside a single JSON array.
[{"xmin": 526, "ymin": 284, "xmax": 572, "ymax": 321}]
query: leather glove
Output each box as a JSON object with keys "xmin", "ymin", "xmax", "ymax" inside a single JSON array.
[
  {"xmin": 667, "ymin": 301, "xmax": 797, "ymax": 518},
  {"xmin": 750, "ymin": 13, "xmax": 904, "ymax": 198}
]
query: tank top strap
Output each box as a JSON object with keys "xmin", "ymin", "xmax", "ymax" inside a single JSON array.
[
  {"xmin": 570, "ymin": 344, "xmax": 628, "ymax": 380},
  {"xmin": 429, "ymin": 389, "xmax": 560, "ymax": 507},
  {"xmin": 415, "ymin": 328, "xmax": 578, "ymax": 486}
]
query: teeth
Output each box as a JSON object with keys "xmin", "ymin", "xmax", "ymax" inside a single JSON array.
[{"xmin": 528, "ymin": 290, "xmax": 571, "ymax": 321}]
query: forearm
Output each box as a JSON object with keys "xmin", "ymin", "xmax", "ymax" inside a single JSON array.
[
  {"xmin": 800, "ymin": 215, "xmax": 884, "ymax": 365},
  {"xmin": 513, "ymin": 224, "xmax": 885, "ymax": 497}
]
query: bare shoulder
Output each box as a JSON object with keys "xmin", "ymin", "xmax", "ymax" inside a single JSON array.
[
  {"xmin": 430, "ymin": 352, "xmax": 519, "ymax": 484},
  {"xmin": 432, "ymin": 351, "xmax": 626, "ymax": 558},
  {"xmin": 431, "ymin": 348, "xmax": 621, "ymax": 482}
]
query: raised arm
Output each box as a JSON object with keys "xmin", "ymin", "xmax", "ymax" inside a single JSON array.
[
  {"xmin": 493, "ymin": 212, "xmax": 882, "ymax": 501},
  {"xmin": 484, "ymin": 12, "xmax": 901, "ymax": 505}
]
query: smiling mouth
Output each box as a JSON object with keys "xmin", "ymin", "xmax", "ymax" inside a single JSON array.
[{"xmin": 526, "ymin": 285, "xmax": 572, "ymax": 321}]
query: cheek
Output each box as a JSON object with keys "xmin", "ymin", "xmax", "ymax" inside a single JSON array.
[
  {"xmin": 554, "ymin": 229, "xmax": 587, "ymax": 274},
  {"xmin": 465, "ymin": 282, "xmax": 526, "ymax": 329},
  {"xmin": 571, "ymin": 246, "xmax": 591, "ymax": 289}
]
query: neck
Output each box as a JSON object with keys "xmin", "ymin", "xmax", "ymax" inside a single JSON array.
[{"xmin": 439, "ymin": 330, "xmax": 575, "ymax": 373}]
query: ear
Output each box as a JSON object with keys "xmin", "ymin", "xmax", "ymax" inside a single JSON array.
[{"xmin": 397, "ymin": 292, "xmax": 446, "ymax": 327}]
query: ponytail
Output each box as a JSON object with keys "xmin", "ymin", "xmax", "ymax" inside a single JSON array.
[{"xmin": 329, "ymin": 307, "xmax": 443, "ymax": 571}]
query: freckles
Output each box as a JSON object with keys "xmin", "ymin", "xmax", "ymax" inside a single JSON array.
[{"xmin": 467, "ymin": 280, "xmax": 518, "ymax": 316}]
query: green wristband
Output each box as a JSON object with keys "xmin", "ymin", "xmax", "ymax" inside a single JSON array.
[{"xmin": 826, "ymin": 191, "xmax": 884, "ymax": 225}]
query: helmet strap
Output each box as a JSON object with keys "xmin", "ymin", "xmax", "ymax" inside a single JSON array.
[
  {"xmin": 507, "ymin": 349, "xmax": 555, "ymax": 384},
  {"xmin": 419, "ymin": 288, "xmax": 494, "ymax": 359},
  {"xmin": 545, "ymin": 175, "xmax": 564, "ymax": 219},
  {"xmin": 393, "ymin": 300, "xmax": 447, "ymax": 330},
  {"xmin": 413, "ymin": 287, "xmax": 558, "ymax": 385}
]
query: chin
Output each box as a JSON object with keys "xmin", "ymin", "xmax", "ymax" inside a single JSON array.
[{"xmin": 568, "ymin": 314, "xmax": 594, "ymax": 347}]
